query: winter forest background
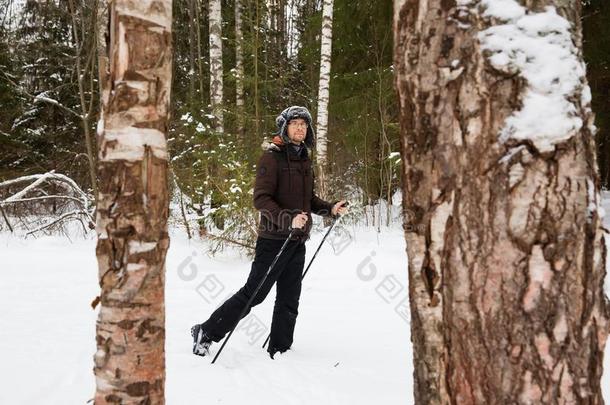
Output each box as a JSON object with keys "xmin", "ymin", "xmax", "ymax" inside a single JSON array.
[
  {"xmin": 0, "ymin": 0, "xmax": 401, "ymax": 245},
  {"xmin": 0, "ymin": 1, "xmax": 608, "ymax": 239},
  {"xmin": 1, "ymin": 0, "xmax": 610, "ymax": 403}
]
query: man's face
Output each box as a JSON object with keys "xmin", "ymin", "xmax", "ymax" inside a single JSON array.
[{"xmin": 287, "ymin": 118, "xmax": 307, "ymax": 144}]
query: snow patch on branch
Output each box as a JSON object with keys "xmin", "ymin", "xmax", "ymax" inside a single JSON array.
[
  {"xmin": 479, "ymin": 3, "xmax": 587, "ymax": 153},
  {"xmin": 33, "ymin": 95, "xmax": 61, "ymax": 106}
]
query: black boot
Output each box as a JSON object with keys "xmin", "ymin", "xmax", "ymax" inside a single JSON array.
[
  {"xmin": 191, "ymin": 324, "xmax": 212, "ymax": 357},
  {"xmin": 267, "ymin": 346, "xmax": 289, "ymax": 359}
]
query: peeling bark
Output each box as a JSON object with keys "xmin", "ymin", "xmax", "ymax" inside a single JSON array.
[
  {"xmin": 94, "ymin": 0, "xmax": 172, "ymax": 403},
  {"xmin": 393, "ymin": 0, "xmax": 610, "ymax": 403}
]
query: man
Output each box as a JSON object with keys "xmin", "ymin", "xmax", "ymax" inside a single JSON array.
[{"xmin": 191, "ymin": 106, "xmax": 348, "ymax": 359}]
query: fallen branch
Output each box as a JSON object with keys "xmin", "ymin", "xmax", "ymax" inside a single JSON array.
[
  {"xmin": 3, "ymin": 170, "xmax": 56, "ymax": 203},
  {"xmin": 0, "ymin": 171, "xmax": 90, "ymax": 209},
  {"xmin": 25, "ymin": 210, "xmax": 89, "ymax": 236},
  {"xmin": 0, "ymin": 195, "xmax": 86, "ymax": 206},
  {"xmin": 0, "ymin": 171, "xmax": 94, "ymax": 235}
]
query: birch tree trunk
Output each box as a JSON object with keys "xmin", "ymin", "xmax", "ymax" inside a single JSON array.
[
  {"xmin": 315, "ymin": 0, "xmax": 333, "ymax": 197},
  {"xmin": 93, "ymin": 0, "xmax": 172, "ymax": 402},
  {"xmin": 266, "ymin": 0, "xmax": 279, "ymax": 47},
  {"xmin": 235, "ymin": 0, "xmax": 245, "ymax": 137},
  {"xmin": 286, "ymin": 0, "xmax": 300, "ymax": 58},
  {"xmin": 96, "ymin": 0, "xmax": 108, "ymax": 102},
  {"xmin": 209, "ymin": 0, "xmax": 224, "ymax": 134},
  {"xmin": 394, "ymin": 0, "xmax": 610, "ymax": 403}
]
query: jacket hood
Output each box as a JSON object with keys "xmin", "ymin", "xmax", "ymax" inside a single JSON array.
[{"xmin": 261, "ymin": 135, "xmax": 305, "ymax": 151}]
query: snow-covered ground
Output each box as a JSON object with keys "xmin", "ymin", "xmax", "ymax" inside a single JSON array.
[
  {"xmin": 1, "ymin": 213, "xmax": 609, "ymax": 404},
  {"xmin": 0, "ymin": 224, "xmax": 412, "ymax": 404}
]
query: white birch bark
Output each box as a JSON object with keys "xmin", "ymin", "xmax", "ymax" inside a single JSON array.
[
  {"xmin": 285, "ymin": 0, "xmax": 303, "ymax": 58},
  {"xmin": 96, "ymin": 0, "xmax": 108, "ymax": 99},
  {"xmin": 315, "ymin": 0, "xmax": 333, "ymax": 170},
  {"xmin": 209, "ymin": 0, "xmax": 224, "ymax": 133},
  {"xmin": 314, "ymin": 0, "xmax": 333, "ymax": 197},
  {"xmin": 93, "ymin": 0, "xmax": 172, "ymax": 402}
]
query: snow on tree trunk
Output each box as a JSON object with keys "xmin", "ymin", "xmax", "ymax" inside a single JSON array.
[
  {"xmin": 235, "ymin": 0, "xmax": 245, "ymax": 136},
  {"xmin": 315, "ymin": 0, "xmax": 333, "ymax": 196},
  {"xmin": 393, "ymin": 0, "xmax": 610, "ymax": 403},
  {"xmin": 209, "ymin": 0, "xmax": 224, "ymax": 134},
  {"xmin": 93, "ymin": 0, "xmax": 172, "ymax": 402}
]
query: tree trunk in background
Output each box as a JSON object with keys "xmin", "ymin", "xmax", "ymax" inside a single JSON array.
[
  {"xmin": 394, "ymin": 0, "xmax": 610, "ymax": 403},
  {"xmin": 195, "ymin": 0, "xmax": 206, "ymax": 99},
  {"xmin": 265, "ymin": 0, "xmax": 287, "ymax": 104},
  {"xmin": 93, "ymin": 0, "xmax": 172, "ymax": 402},
  {"xmin": 96, "ymin": 0, "xmax": 109, "ymax": 108},
  {"xmin": 278, "ymin": 0, "xmax": 286, "ymax": 58},
  {"xmin": 266, "ymin": 0, "xmax": 279, "ymax": 55},
  {"xmin": 209, "ymin": 0, "xmax": 224, "ymax": 133},
  {"xmin": 67, "ymin": 0, "xmax": 98, "ymax": 202},
  {"xmin": 263, "ymin": 0, "xmax": 278, "ymax": 106},
  {"xmin": 583, "ymin": 0, "xmax": 610, "ymax": 189},
  {"xmin": 235, "ymin": 0, "xmax": 245, "ymax": 137},
  {"xmin": 187, "ymin": 0, "xmax": 198, "ymax": 102},
  {"xmin": 285, "ymin": 0, "xmax": 302, "ymax": 58},
  {"xmin": 315, "ymin": 0, "xmax": 333, "ymax": 198},
  {"xmin": 254, "ymin": 0, "xmax": 261, "ymax": 142}
]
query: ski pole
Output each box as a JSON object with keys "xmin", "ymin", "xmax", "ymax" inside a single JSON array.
[
  {"xmin": 262, "ymin": 202, "xmax": 348, "ymax": 349},
  {"xmin": 212, "ymin": 229, "xmax": 295, "ymax": 364}
]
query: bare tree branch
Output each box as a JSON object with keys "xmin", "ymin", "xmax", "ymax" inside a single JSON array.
[
  {"xmin": 25, "ymin": 210, "xmax": 90, "ymax": 236},
  {"xmin": 3, "ymin": 171, "xmax": 56, "ymax": 203}
]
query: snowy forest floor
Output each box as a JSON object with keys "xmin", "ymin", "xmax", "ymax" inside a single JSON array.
[{"xmin": 1, "ymin": 214, "xmax": 609, "ymax": 403}]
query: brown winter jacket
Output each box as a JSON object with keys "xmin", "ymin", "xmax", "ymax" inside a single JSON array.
[{"xmin": 253, "ymin": 136, "xmax": 336, "ymax": 241}]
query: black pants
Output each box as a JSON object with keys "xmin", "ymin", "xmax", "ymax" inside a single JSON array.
[{"xmin": 201, "ymin": 237, "xmax": 306, "ymax": 353}]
